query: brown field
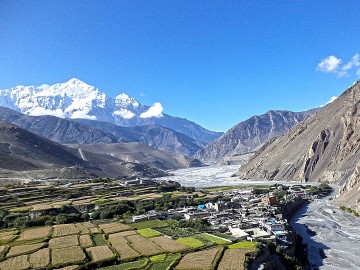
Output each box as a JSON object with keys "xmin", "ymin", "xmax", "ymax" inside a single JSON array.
[
  {"xmin": 31, "ymin": 200, "xmax": 69, "ymax": 211},
  {"xmin": 74, "ymin": 222, "xmax": 96, "ymax": 234},
  {"xmin": 175, "ymin": 247, "xmax": 221, "ymax": 270},
  {"xmin": 72, "ymin": 198, "xmax": 94, "ymax": 206},
  {"xmin": 17, "ymin": 226, "xmax": 52, "ymax": 241},
  {"xmin": 79, "ymin": 234, "xmax": 93, "ymax": 248},
  {"xmin": 98, "ymin": 223, "xmax": 131, "ymax": 234},
  {"xmin": 150, "ymin": 236, "xmax": 189, "ymax": 253},
  {"xmin": 89, "ymin": 227, "xmax": 101, "ymax": 234},
  {"xmin": 29, "ymin": 248, "xmax": 50, "ymax": 268},
  {"xmin": 30, "ymin": 204, "xmax": 53, "ymax": 211},
  {"xmin": 108, "ymin": 236, "xmax": 139, "ymax": 260},
  {"xmin": 52, "ymin": 224, "xmax": 79, "ymax": 237},
  {"xmin": 49, "ymin": 235, "xmax": 79, "ymax": 249},
  {"xmin": 108, "ymin": 230, "xmax": 137, "ymax": 238},
  {"xmin": 78, "ymin": 222, "xmax": 95, "ymax": 228},
  {"xmin": 0, "ymin": 230, "xmax": 18, "ymax": 242},
  {"xmin": 0, "ymin": 254, "xmax": 30, "ymax": 270},
  {"xmin": 0, "ymin": 245, "xmax": 6, "ymax": 254},
  {"xmin": 86, "ymin": 246, "xmax": 114, "ymax": 262},
  {"xmin": 7, "ymin": 242, "xmax": 45, "ymax": 257},
  {"xmin": 52, "ymin": 201, "xmax": 70, "ymax": 208},
  {"xmin": 0, "ymin": 235, "xmax": 17, "ymax": 242},
  {"xmin": 126, "ymin": 235, "xmax": 164, "ymax": 256},
  {"xmin": 51, "ymin": 246, "xmax": 86, "ymax": 266},
  {"xmin": 218, "ymin": 248, "xmax": 255, "ymax": 270}
]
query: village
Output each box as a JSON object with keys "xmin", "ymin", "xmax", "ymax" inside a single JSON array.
[{"xmin": 129, "ymin": 181, "xmax": 331, "ymax": 249}]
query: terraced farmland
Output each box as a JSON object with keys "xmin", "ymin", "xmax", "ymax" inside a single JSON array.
[
  {"xmin": 175, "ymin": 247, "xmax": 222, "ymax": 270},
  {"xmin": 0, "ymin": 220, "xmax": 258, "ymax": 269}
]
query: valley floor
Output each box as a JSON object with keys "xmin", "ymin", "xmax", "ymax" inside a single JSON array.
[{"xmin": 158, "ymin": 164, "xmax": 305, "ymax": 187}]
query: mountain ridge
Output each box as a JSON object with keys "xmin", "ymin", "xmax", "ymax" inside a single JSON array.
[
  {"xmin": 194, "ymin": 108, "xmax": 319, "ymax": 163},
  {"xmin": 0, "ymin": 106, "xmax": 204, "ymax": 156},
  {"xmin": 0, "ymin": 78, "xmax": 222, "ymax": 143}
]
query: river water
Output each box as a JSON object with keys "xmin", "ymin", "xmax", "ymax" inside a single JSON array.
[
  {"xmin": 290, "ymin": 193, "xmax": 360, "ymax": 269},
  {"xmin": 157, "ymin": 165, "xmax": 360, "ymax": 269}
]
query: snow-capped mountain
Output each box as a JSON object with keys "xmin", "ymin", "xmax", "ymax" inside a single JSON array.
[
  {"xmin": 0, "ymin": 78, "xmax": 222, "ymax": 143},
  {"xmin": 0, "ymin": 78, "xmax": 113, "ymax": 120}
]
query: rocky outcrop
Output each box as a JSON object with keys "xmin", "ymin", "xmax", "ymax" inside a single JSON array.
[
  {"xmin": 194, "ymin": 109, "xmax": 318, "ymax": 163},
  {"xmin": 237, "ymin": 81, "xmax": 360, "ymax": 208}
]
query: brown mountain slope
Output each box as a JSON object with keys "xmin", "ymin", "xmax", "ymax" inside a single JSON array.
[
  {"xmin": 0, "ymin": 121, "xmax": 86, "ymax": 170},
  {"xmin": 237, "ymin": 81, "xmax": 360, "ymax": 209}
]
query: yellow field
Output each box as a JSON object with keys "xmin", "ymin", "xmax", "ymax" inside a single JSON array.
[
  {"xmin": 108, "ymin": 230, "xmax": 137, "ymax": 238},
  {"xmin": 17, "ymin": 226, "xmax": 52, "ymax": 241},
  {"xmin": 86, "ymin": 246, "xmax": 114, "ymax": 262},
  {"xmin": 52, "ymin": 224, "xmax": 79, "ymax": 237},
  {"xmin": 175, "ymin": 247, "xmax": 221, "ymax": 270},
  {"xmin": 218, "ymin": 248, "xmax": 255, "ymax": 270},
  {"xmin": 108, "ymin": 236, "xmax": 139, "ymax": 260},
  {"xmin": 79, "ymin": 234, "xmax": 93, "ymax": 248},
  {"xmin": 29, "ymin": 248, "xmax": 50, "ymax": 268},
  {"xmin": 98, "ymin": 223, "xmax": 131, "ymax": 234},
  {"xmin": 7, "ymin": 242, "xmax": 45, "ymax": 257},
  {"xmin": 126, "ymin": 235, "xmax": 164, "ymax": 256},
  {"xmin": 49, "ymin": 235, "xmax": 79, "ymax": 249},
  {"xmin": 150, "ymin": 236, "xmax": 189, "ymax": 253},
  {"xmin": 0, "ymin": 254, "xmax": 30, "ymax": 270},
  {"xmin": 51, "ymin": 246, "xmax": 86, "ymax": 266}
]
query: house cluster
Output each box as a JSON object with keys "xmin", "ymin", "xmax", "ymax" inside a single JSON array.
[{"xmin": 149, "ymin": 184, "xmax": 312, "ymax": 247}]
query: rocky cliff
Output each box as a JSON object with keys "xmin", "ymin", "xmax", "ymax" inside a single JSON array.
[
  {"xmin": 194, "ymin": 109, "xmax": 317, "ymax": 163},
  {"xmin": 237, "ymin": 81, "xmax": 360, "ymax": 208}
]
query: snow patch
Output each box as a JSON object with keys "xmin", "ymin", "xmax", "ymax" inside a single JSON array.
[{"xmin": 327, "ymin": 96, "xmax": 337, "ymax": 104}]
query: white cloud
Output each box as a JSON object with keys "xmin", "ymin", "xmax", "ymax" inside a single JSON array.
[
  {"xmin": 70, "ymin": 110, "xmax": 97, "ymax": 120},
  {"xmin": 140, "ymin": 102, "xmax": 164, "ymax": 118},
  {"xmin": 342, "ymin": 53, "xmax": 360, "ymax": 71},
  {"xmin": 317, "ymin": 53, "xmax": 360, "ymax": 77},
  {"xmin": 113, "ymin": 109, "xmax": 136, "ymax": 119},
  {"xmin": 29, "ymin": 107, "xmax": 67, "ymax": 118},
  {"xmin": 317, "ymin": 55, "xmax": 342, "ymax": 73}
]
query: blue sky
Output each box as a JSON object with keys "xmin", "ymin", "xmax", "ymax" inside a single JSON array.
[{"xmin": 1, "ymin": 1, "xmax": 360, "ymax": 131}]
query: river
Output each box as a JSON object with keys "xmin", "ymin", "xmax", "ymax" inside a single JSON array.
[
  {"xmin": 159, "ymin": 164, "xmax": 302, "ymax": 187},
  {"xmin": 157, "ymin": 165, "xmax": 360, "ymax": 269},
  {"xmin": 290, "ymin": 191, "xmax": 360, "ymax": 269}
]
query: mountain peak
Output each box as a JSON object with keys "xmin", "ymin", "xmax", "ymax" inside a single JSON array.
[
  {"xmin": 115, "ymin": 93, "xmax": 140, "ymax": 107},
  {"xmin": 66, "ymin": 78, "xmax": 85, "ymax": 84}
]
